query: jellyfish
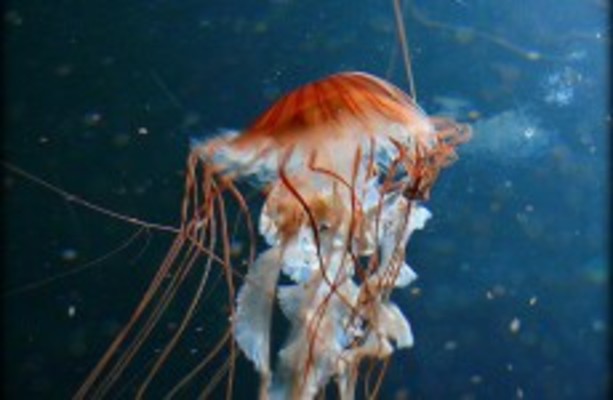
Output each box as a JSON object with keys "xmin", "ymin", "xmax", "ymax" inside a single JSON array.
[{"xmin": 75, "ymin": 72, "xmax": 470, "ymax": 399}]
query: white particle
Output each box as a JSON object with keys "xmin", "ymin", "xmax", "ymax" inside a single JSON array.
[
  {"xmin": 61, "ymin": 248, "xmax": 79, "ymax": 262},
  {"xmin": 68, "ymin": 305, "xmax": 76, "ymax": 318},
  {"xmin": 509, "ymin": 317, "xmax": 521, "ymax": 334},
  {"xmin": 516, "ymin": 387, "xmax": 524, "ymax": 398},
  {"xmin": 83, "ymin": 111, "xmax": 102, "ymax": 126},
  {"xmin": 592, "ymin": 319, "xmax": 605, "ymax": 332},
  {"xmin": 444, "ymin": 340, "xmax": 458, "ymax": 351}
]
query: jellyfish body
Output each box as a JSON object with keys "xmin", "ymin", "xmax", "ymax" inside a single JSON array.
[
  {"xmin": 190, "ymin": 72, "xmax": 470, "ymax": 399},
  {"xmin": 74, "ymin": 72, "xmax": 469, "ymax": 400}
]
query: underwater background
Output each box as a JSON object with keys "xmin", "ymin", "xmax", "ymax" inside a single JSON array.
[{"xmin": 3, "ymin": 0, "xmax": 609, "ymax": 399}]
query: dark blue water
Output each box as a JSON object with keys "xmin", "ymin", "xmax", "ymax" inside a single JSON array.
[{"xmin": 4, "ymin": 0, "xmax": 609, "ymax": 399}]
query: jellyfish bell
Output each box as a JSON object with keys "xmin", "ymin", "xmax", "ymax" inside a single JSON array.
[
  {"xmin": 185, "ymin": 71, "xmax": 470, "ymax": 399},
  {"xmin": 195, "ymin": 72, "xmax": 445, "ymax": 184},
  {"xmin": 191, "ymin": 72, "xmax": 468, "ymax": 239}
]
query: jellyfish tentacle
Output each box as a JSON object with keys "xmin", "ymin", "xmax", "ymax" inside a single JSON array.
[
  {"xmin": 73, "ymin": 232, "xmax": 187, "ymax": 399},
  {"xmin": 164, "ymin": 328, "xmax": 232, "ymax": 398},
  {"xmin": 223, "ymin": 179, "xmax": 257, "ymax": 266},
  {"xmin": 135, "ymin": 173, "xmax": 236, "ymax": 396},
  {"xmin": 95, "ymin": 178, "xmax": 221, "ymax": 397},
  {"xmin": 208, "ymin": 178, "xmax": 240, "ymax": 400},
  {"xmin": 135, "ymin": 226, "xmax": 216, "ymax": 398},
  {"xmin": 77, "ymin": 164, "xmax": 224, "ymax": 399},
  {"xmin": 99, "ymin": 229, "xmax": 211, "ymax": 397}
]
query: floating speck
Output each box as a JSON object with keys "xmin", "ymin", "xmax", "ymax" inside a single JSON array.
[
  {"xmin": 492, "ymin": 284, "xmax": 507, "ymax": 297},
  {"xmin": 253, "ymin": 21, "xmax": 268, "ymax": 34},
  {"xmin": 55, "ymin": 64, "xmax": 74, "ymax": 77},
  {"xmin": 83, "ymin": 112, "xmax": 102, "ymax": 126},
  {"xmin": 230, "ymin": 240, "xmax": 243, "ymax": 257},
  {"xmin": 467, "ymin": 110, "xmax": 481, "ymax": 120},
  {"xmin": 444, "ymin": 340, "xmax": 458, "ymax": 351},
  {"xmin": 591, "ymin": 319, "xmax": 605, "ymax": 333},
  {"xmin": 516, "ymin": 387, "xmax": 524, "ymax": 398},
  {"xmin": 509, "ymin": 317, "xmax": 521, "ymax": 334},
  {"xmin": 67, "ymin": 305, "xmax": 76, "ymax": 318},
  {"xmin": 61, "ymin": 248, "xmax": 78, "ymax": 262},
  {"xmin": 137, "ymin": 127, "xmax": 149, "ymax": 135},
  {"xmin": 393, "ymin": 387, "xmax": 409, "ymax": 400}
]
